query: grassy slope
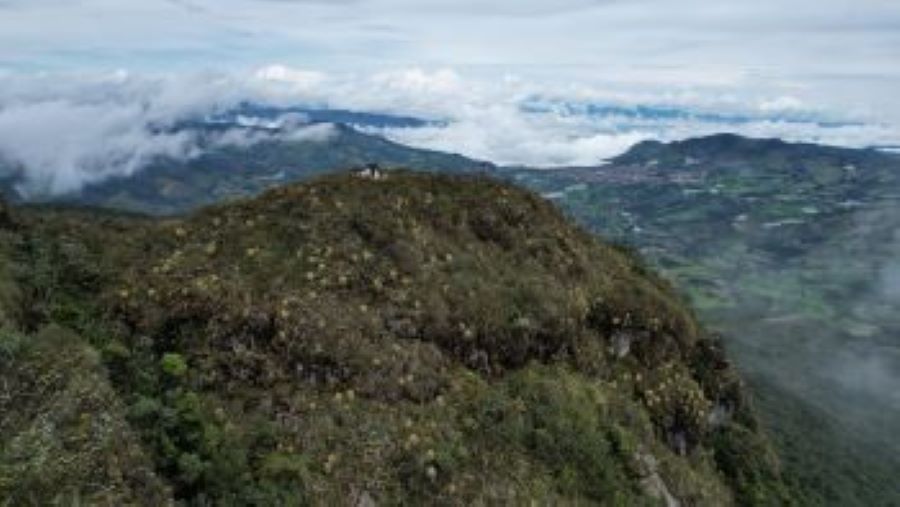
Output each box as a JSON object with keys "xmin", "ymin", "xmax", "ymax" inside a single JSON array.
[{"xmin": 1, "ymin": 174, "xmax": 792, "ymax": 504}]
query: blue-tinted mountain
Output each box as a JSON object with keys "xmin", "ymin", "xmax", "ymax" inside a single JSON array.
[{"xmin": 210, "ymin": 103, "xmax": 441, "ymax": 129}]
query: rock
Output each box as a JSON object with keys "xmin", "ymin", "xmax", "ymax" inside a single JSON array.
[
  {"xmin": 708, "ymin": 401, "xmax": 734, "ymax": 428},
  {"xmin": 635, "ymin": 451, "xmax": 681, "ymax": 507},
  {"xmin": 611, "ymin": 331, "xmax": 634, "ymax": 358}
]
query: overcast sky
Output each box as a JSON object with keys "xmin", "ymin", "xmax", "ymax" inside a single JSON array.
[
  {"xmin": 2, "ymin": 2, "xmax": 897, "ymax": 74},
  {"xmin": 1, "ymin": 0, "xmax": 899, "ymax": 192},
  {"xmin": 1, "ymin": 1, "xmax": 898, "ymax": 119}
]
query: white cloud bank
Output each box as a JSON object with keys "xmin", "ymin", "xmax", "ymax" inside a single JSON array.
[
  {"xmin": 0, "ymin": 70, "xmax": 337, "ymax": 195},
  {"xmin": 241, "ymin": 66, "xmax": 900, "ymax": 166},
  {"xmin": 0, "ymin": 66, "xmax": 899, "ymax": 195},
  {"xmin": 0, "ymin": 100, "xmax": 196, "ymax": 195}
]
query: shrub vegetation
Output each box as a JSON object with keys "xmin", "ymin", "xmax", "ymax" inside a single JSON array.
[{"xmin": 0, "ymin": 174, "xmax": 794, "ymax": 504}]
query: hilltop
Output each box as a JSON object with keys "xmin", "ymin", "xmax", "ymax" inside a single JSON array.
[
  {"xmin": 0, "ymin": 172, "xmax": 791, "ymax": 504},
  {"xmin": 610, "ymin": 133, "xmax": 878, "ymax": 166}
]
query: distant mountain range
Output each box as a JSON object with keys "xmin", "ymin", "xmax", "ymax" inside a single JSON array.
[
  {"xmin": 201, "ymin": 102, "xmax": 443, "ymax": 129},
  {"xmin": 0, "ymin": 116, "xmax": 490, "ymax": 215},
  {"xmin": 520, "ymin": 98, "xmax": 865, "ymax": 129}
]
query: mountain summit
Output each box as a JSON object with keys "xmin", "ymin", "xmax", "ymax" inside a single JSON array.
[{"xmin": 0, "ymin": 171, "xmax": 791, "ymax": 504}]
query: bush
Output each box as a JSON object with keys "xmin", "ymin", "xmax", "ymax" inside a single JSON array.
[{"xmin": 161, "ymin": 352, "xmax": 188, "ymax": 378}]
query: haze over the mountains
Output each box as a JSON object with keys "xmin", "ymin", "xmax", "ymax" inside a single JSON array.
[{"xmin": 2, "ymin": 67, "xmax": 900, "ymax": 197}]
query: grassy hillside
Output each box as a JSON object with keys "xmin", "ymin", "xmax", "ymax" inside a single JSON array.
[{"xmin": 0, "ymin": 174, "xmax": 792, "ymax": 504}]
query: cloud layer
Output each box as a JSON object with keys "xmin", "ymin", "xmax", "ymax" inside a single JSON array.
[
  {"xmin": 0, "ymin": 0, "xmax": 897, "ymax": 189},
  {"xmin": 1, "ymin": 66, "xmax": 899, "ymax": 195},
  {"xmin": 0, "ymin": 70, "xmax": 339, "ymax": 195},
  {"xmin": 255, "ymin": 66, "xmax": 900, "ymax": 167},
  {"xmin": 1, "ymin": 0, "xmax": 898, "ymax": 118}
]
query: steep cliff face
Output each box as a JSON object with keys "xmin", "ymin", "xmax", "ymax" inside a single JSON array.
[{"xmin": 1, "ymin": 172, "xmax": 792, "ymax": 504}]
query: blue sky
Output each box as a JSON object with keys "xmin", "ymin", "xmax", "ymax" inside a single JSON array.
[{"xmin": 0, "ymin": 0, "xmax": 899, "ymax": 190}]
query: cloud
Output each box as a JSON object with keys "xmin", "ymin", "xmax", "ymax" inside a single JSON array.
[
  {"xmin": 0, "ymin": 71, "xmax": 340, "ymax": 196},
  {"xmin": 321, "ymin": 68, "xmax": 900, "ymax": 166},
  {"xmin": 0, "ymin": 66, "xmax": 898, "ymax": 195},
  {"xmin": 3, "ymin": 0, "xmax": 898, "ymax": 79},
  {"xmin": 0, "ymin": 100, "xmax": 196, "ymax": 196},
  {"xmin": 1, "ymin": 1, "xmax": 897, "ymax": 140},
  {"xmin": 165, "ymin": 0, "xmax": 211, "ymax": 15},
  {"xmin": 207, "ymin": 122, "xmax": 336, "ymax": 149},
  {"xmin": 253, "ymin": 66, "xmax": 329, "ymax": 94},
  {"xmin": 253, "ymin": 0, "xmax": 362, "ymax": 3},
  {"xmin": 829, "ymin": 351, "xmax": 900, "ymax": 410}
]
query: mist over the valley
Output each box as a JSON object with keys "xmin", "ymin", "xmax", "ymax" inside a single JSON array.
[{"xmin": 0, "ymin": 75, "xmax": 338, "ymax": 196}]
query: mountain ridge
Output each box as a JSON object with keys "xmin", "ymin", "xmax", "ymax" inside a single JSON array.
[
  {"xmin": 2, "ymin": 130, "xmax": 899, "ymax": 503},
  {"xmin": 0, "ymin": 171, "xmax": 793, "ymax": 504}
]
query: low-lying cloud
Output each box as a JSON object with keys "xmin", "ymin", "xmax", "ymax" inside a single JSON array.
[
  {"xmin": 1, "ymin": 66, "xmax": 899, "ymax": 195},
  {"xmin": 0, "ymin": 100, "xmax": 196, "ymax": 196},
  {"xmin": 246, "ymin": 66, "xmax": 900, "ymax": 166},
  {"xmin": 0, "ymin": 71, "xmax": 338, "ymax": 196}
]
